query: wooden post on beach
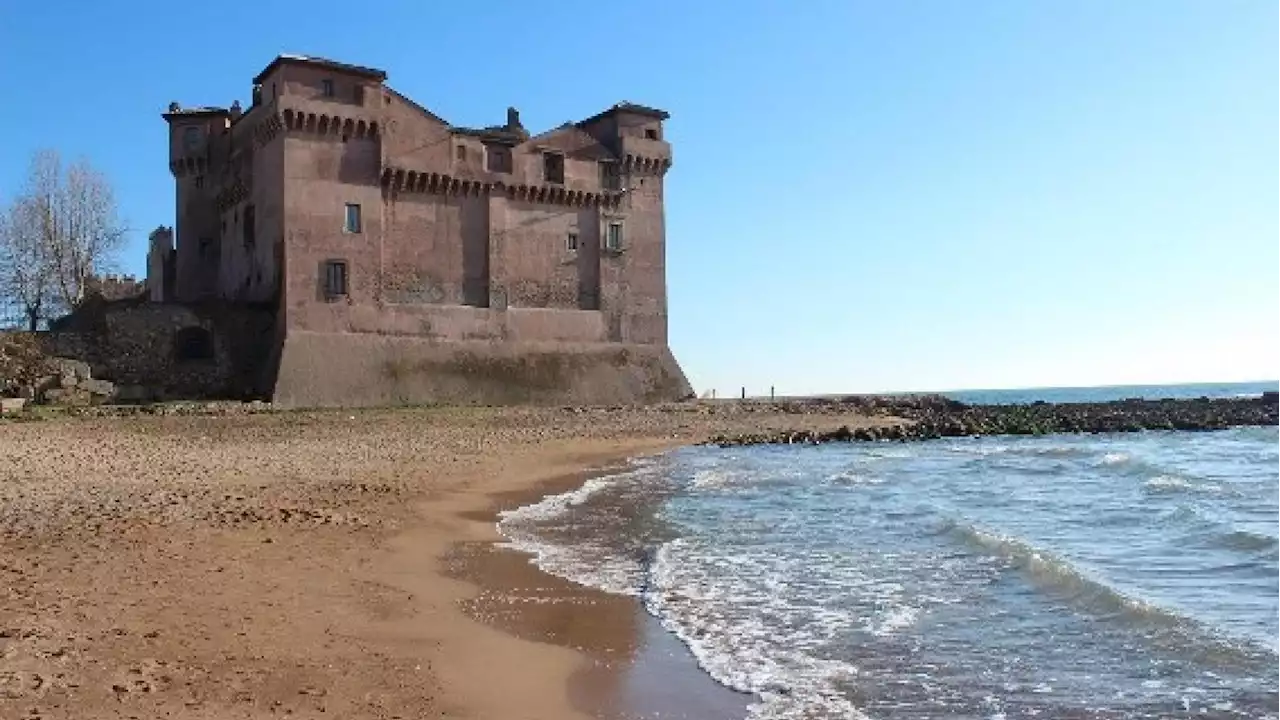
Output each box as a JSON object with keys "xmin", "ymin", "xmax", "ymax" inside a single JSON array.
[
  {"xmin": 741, "ymin": 386, "xmax": 746, "ymax": 400},
  {"xmin": 770, "ymin": 386, "xmax": 775, "ymax": 400}
]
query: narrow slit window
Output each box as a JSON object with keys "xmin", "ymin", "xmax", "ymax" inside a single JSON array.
[
  {"xmin": 322, "ymin": 78, "xmax": 335, "ymax": 97},
  {"xmin": 243, "ymin": 204, "xmax": 256, "ymax": 249},
  {"xmin": 344, "ymin": 203, "xmax": 362, "ymax": 233},
  {"xmin": 566, "ymin": 231, "xmax": 579, "ymax": 252},
  {"xmin": 323, "ymin": 260, "xmax": 348, "ymax": 298},
  {"xmin": 605, "ymin": 222, "xmax": 623, "ymax": 252}
]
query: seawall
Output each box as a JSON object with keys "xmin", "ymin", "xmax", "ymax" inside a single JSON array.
[{"xmin": 271, "ymin": 330, "xmax": 693, "ymax": 408}]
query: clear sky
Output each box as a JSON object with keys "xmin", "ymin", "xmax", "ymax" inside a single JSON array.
[{"xmin": 1, "ymin": 1, "xmax": 1275, "ymax": 396}]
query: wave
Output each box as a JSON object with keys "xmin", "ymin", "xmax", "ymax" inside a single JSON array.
[
  {"xmin": 1208, "ymin": 528, "xmax": 1280, "ymax": 555},
  {"xmin": 495, "ymin": 456, "xmax": 660, "ymax": 596},
  {"xmin": 945, "ymin": 519, "xmax": 1279, "ymax": 668},
  {"xmin": 943, "ymin": 519, "xmax": 1209, "ymax": 635},
  {"xmin": 644, "ymin": 540, "xmax": 872, "ymax": 720}
]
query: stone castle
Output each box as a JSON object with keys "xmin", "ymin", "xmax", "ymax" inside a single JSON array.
[{"xmin": 138, "ymin": 54, "xmax": 690, "ymax": 407}]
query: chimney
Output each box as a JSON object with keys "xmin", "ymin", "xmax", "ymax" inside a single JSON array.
[
  {"xmin": 230, "ymin": 100, "xmax": 243, "ymax": 120},
  {"xmin": 506, "ymin": 106, "xmax": 521, "ymax": 130}
]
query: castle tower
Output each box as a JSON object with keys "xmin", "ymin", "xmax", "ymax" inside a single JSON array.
[
  {"xmin": 162, "ymin": 103, "xmax": 229, "ymax": 302},
  {"xmin": 146, "ymin": 226, "xmax": 175, "ymax": 302},
  {"xmin": 577, "ymin": 103, "xmax": 674, "ymax": 344}
]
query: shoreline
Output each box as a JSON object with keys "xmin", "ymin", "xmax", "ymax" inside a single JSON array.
[
  {"xmin": 0, "ymin": 404, "xmax": 894, "ymax": 719},
  {"xmin": 447, "ymin": 457, "xmax": 751, "ymax": 720}
]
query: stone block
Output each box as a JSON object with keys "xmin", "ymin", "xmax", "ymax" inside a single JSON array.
[
  {"xmin": 1, "ymin": 397, "xmax": 27, "ymax": 414},
  {"xmin": 45, "ymin": 387, "xmax": 92, "ymax": 406},
  {"xmin": 51, "ymin": 357, "xmax": 92, "ymax": 381},
  {"xmin": 82, "ymin": 378, "xmax": 116, "ymax": 397}
]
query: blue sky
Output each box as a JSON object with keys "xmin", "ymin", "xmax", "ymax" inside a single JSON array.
[{"xmin": 1, "ymin": 1, "xmax": 1275, "ymax": 395}]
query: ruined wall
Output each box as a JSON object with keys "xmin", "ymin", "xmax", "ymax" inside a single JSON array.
[
  {"xmin": 41, "ymin": 303, "xmax": 275, "ymax": 402},
  {"xmin": 272, "ymin": 331, "xmax": 691, "ymax": 408}
]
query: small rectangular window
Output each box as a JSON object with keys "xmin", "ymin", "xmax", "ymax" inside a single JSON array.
[
  {"xmin": 485, "ymin": 144, "xmax": 512, "ymax": 173},
  {"xmin": 344, "ymin": 203, "xmax": 362, "ymax": 233},
  {"xmin": 543, "ymin": 153, "xmax": 565, "ymax": 184},
  {"xmin": 644, "ymin": 128, "xmax": 659, "ymax": 140},
  {"xmin": 323, "ymin": 260, "xmax": 348, "ymax": 298},
  {"xmin": 599, "ymin": 162, "xmax": 621, "ymax": 190},
  {"xmin": 605, "ymin": 222, "xmax": 623, "ymax": 252},
  {"xmin": 566, "ymin": 231, "xmax": 579, "ymax": 252},
  {"xmin": 456, "ymin": 145, "xmax": 467, "ymax": 162},
  {"xmin": 322, "ymin": 79, "xmax": 334, "ymax": 97},
  {"xmin": 243, "ymin": 204, "xmax": 256, "ymax": 249}
]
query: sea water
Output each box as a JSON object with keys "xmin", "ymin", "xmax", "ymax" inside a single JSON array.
[{"xmin": 499, "ymin": 382, "xmax": 1279, "ymax": 719}]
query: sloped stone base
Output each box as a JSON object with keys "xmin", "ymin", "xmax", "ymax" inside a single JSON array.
[{"xmin": 270, "ymin": 330, "xmax": 692, "ymax": 409}]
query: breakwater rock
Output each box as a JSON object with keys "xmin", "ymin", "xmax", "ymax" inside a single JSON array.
[{"xmin": 705, "ymin": 393, "xmax": 1278, "ymax": 447}]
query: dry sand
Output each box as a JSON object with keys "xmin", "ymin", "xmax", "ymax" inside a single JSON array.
[{"xmin": 0, "ymin": 403, "xmax": 892, "ymax": 719}]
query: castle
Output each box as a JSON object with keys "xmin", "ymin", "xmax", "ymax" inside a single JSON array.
[{"xmin": 144, "ymin": 54, "xmax": 690, "ymax": 407}]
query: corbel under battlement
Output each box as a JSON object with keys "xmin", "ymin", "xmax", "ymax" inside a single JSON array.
[
  {"xmin": 379, "ymin": 167, "xmax": 625, "ymax": 209},
  {"xmin": 281, "ymin": 108, "xmax": 380, "ymax": 141}
]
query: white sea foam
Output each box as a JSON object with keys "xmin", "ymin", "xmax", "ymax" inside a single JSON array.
[
  {"xmin": 690, "ymin": 468, "xmax": 736, "ymax": 490},
  {"xmin": 828, "ymin": 469, "xmax": 884, "ymax": 486},
  {"xmin": 1100, "ymin": 452, "xmax": 1131, "ymax": 466},
  {"xmin": 645, "ymin": 539, "xmax": 873, "ymax": 720},
  {"xmin": 495, "ymin": 456, "xmax": 658, "ymax": 596},
  {"xmin": 1143, "ymin": 475, "xmax": 1224, "ymax": 494}
]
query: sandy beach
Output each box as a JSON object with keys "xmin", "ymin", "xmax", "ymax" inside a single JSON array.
[{"xmin": 0, "ymin": 403, "xmax": 890, "ymax": 719}]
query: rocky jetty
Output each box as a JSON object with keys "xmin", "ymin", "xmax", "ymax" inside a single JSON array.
[{"xmin": 705, "ymin": 393, "xmax": 1278, "ymax": 447}]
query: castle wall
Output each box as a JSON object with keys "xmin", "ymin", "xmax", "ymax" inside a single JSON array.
[
  {"xmin": 271, "ymin": 331, "xmax": 691, "ymax": 408},
  {"xmin": 279, "ymin": 128, "xmax": 382, "ymax": 326},
  {"xmin": 160, "ymin": 55, "xmax": 687, "ymax": 409}
]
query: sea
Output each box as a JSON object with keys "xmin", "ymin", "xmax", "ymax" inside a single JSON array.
[{"xmin": 498, "ymin": 381, "xmax": 1280, "ymax": 720}]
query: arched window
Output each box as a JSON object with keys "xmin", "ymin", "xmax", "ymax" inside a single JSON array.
[{"xmin": 174, "ymin": 326, "xmax": 214, "ymax": 361}]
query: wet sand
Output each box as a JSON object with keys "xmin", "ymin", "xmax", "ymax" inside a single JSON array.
[{"xmin": 0, "ymin": 403, "xmax": 891, "ymax": 719}]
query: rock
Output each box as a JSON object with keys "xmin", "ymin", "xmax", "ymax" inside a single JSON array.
[
  {"xmin": 50, "ymin": 357, "xmax": 92, "ymax": 381},
  {"xmin": 81, "ymin": 378, "xmax": 116, "ymax": 397},
  {"xmin": 1, "ymin": 397, "xmax": 27, "ymax": 414},
  {"xmin": 45, "ymin": 388, "xmax": 92, "ymax": 406}
]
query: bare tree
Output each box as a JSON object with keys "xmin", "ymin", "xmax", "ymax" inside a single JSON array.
[
  {"xmin": 0, "ymin": 192, "xmax": 58, "ymax": 330},
  {"xmin": 0, "ymin": 150, "xmax": 126, "ymax": 329}
]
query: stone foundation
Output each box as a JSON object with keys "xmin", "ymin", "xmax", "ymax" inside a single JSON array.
[{"xmin": 270, "ymin": 331, "xmax": 692, "ymax": 408}]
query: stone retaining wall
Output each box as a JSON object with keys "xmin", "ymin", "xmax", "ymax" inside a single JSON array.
[{"xmin": 271, "ymin": 330, "xmax": 692, "ymax": 408}]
